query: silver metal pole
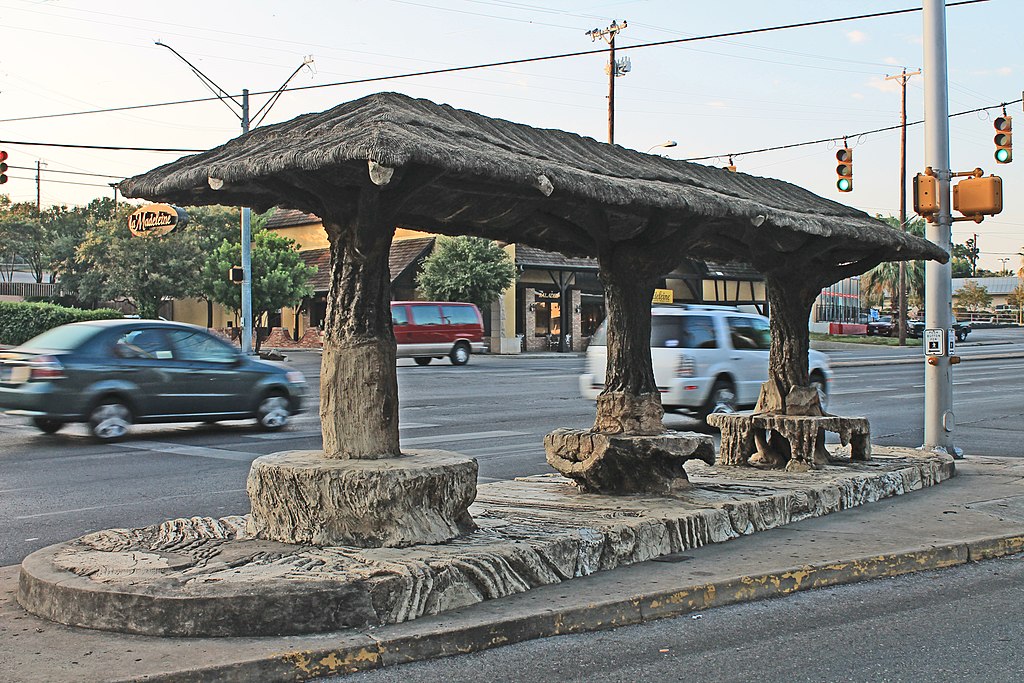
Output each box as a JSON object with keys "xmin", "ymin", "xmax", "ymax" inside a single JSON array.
[
  {"xmin": 241, "ymin": 89, "xmax": 254, "ymax": 355},
  {"xmin": 922, "ymin": 0, "xmax": 955, "ymax": 453}
]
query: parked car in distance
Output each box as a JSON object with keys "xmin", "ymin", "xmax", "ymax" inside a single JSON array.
[
  {"xmin": 0, "ymin": 319, "xmax": 305, "ymax": 440},
  {"xmin": 579, "ymin": 305, "xmax": 833, "ymax": 417},
  {"xmin": 866, "ymin": 315, "xmax": 895, "ymax": 336},
  {"xmin": 391, "ymin": 301, "xmax": 484, "ymax": 366},
  {"xmin": 906, "ymin": 318, "xmax": 971, "ymax": 342}
]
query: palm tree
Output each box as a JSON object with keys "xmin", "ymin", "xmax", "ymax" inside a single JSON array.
[{"xmin": 861, "ymin": 215, "xmax": 925, "ymax": 312}]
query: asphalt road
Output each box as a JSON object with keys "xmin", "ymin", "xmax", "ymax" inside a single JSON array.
[
  {"xmin": 334, "ymin": 554, "xmax": 1024, "ymax": 683},
  {"xmin": 2, "ymin": 326, "xmax": 1024, "ymax": 566}
]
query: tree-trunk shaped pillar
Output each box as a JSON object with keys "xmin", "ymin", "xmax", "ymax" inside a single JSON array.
[
  {"xmin": 546, "ymin": 249, "xmax": 714, "ymax": 494},
  {"xmin": 710, "ymin": 268, "xmax": 871, "ymax": 471},
  {"xmin": 246, "ymin": 185, "xmax": 477, "ymax": 547}
]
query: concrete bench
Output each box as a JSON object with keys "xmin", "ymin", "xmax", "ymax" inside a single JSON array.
[{"xmin": 706, "ymin": 412, "xmax": 871, "ymax": 472}]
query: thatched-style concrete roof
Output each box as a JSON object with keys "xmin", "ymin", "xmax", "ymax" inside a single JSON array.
[{"xmin": 119, "ymin": 92, "xmax": 946, "ymax": 273}]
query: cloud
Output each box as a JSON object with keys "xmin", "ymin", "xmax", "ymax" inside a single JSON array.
[
  {"xmin": 866, "ymin": 77, "xmax": 900, "ymax": 94},
  {"xmin": 851, "ymin": 92, "xmax": 865, "ymax": 100},
  {"xmin": 706, "ymin": 101, "xmax": 727, "ymax": 108},
  {"xmin": 997, "ymin": 66, "xmax": 1013, "ymax": 76},
  {"xmin": 884, "ymin": 57, "xmax": 902, "ymax": 66},
  {"xmin": 846, "ymin": 30, "xmax": 868, "ymax": 44}
]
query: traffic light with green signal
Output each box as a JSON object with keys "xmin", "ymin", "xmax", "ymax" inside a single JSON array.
[
  {"xmin": 835, "ymin": 147, "xmax": 853, "ymax": 192},
  {"xmin": 0, "ymin": 151, "xmax": 8, "ymax": 185},
  {"xmin": 994, "ymin": 115, "xmax": 1012, "ymax": 164}
]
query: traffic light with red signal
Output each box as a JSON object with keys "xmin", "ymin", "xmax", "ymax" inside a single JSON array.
[
  {"xmin": 994, "ymin": 115, "xmax": 1012, "ymax": 164},
  {"xmin": 835, "ymin": 147, "xmax": 853, "ymax": 192},
  {"xmin": 0, "ymin": 151, "xmax": 8, "ymax": 185}
]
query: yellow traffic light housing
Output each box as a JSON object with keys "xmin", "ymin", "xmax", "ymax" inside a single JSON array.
[
  {"xmin": 913, "ymin": 171, "xmax": 938, "ymax": 217},
  {"xmin": 953, "ymin": 174, "xmax": 1002, "ymax": 221},
  {"xmin": 835, "ymin": 147, "xmax": 853, "ymax": 192},
  {"xmin": 994, "ymin": 115, "xmax": 1012, "ymax": 164}
]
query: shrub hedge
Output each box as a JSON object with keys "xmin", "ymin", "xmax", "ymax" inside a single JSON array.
[{"xmin": 0, "ymin": 301, "xmax": 122, "ymax": 346}]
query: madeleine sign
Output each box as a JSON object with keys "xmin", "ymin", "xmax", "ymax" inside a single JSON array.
[{"xmin": 127, "ymin": 204, "xmax": 188, "ymax": 237}]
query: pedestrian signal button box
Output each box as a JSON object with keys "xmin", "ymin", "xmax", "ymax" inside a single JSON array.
[
  {"xmin": 953, "ymin": 175, "xmax": 1002, "ymax": 218},
  {"xmin": 913, "ymin": 173, "xmax": 938, "ymax": 216}
]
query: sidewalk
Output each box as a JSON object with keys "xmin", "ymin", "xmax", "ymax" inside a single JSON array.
[{"xmin": 2, "ymin": 454, "xmax": 1023, "ymax": 683}]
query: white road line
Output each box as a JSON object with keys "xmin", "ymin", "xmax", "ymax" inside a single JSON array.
[
  {"xmin": 402, "ymin": 430, "xmax": 527, "ymax": 446},
  {"xmin": 116, "ymin": 441, "xmax": 257, "ymax": 461},
  {"xmin": 16, "ymin": 488, "xmax": 247, "ymax": 519}
]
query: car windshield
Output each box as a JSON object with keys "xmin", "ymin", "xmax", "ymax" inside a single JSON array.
[{"xmin": 21, "ymin": 324, "xmax": 102, "ymax": 351}]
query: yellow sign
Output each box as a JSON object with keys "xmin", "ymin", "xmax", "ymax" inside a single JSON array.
[
  {"xmin": 652, "ymin": 288, "xmax": 673, "ymax": 304},
  {"xmin": 127, "ymin": 204, "xmax": 188, "ymax": 238}
]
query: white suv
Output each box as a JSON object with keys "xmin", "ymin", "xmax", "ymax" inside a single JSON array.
[{"xmin": 579, "ymin": 305, "xmax": 832, "ymax": 417}]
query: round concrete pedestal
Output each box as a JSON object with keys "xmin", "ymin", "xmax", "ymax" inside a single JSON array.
[{"xmin": 247, "ymin": 449, "xmax": 478, "ymax": 547}]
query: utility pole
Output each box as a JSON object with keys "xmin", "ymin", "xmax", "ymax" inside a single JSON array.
[
  {"xmin": 972, "ymin": 232, "xmax": 978, "ymax": 276},
  {"xmin": 885, "ymin": 67, "xmax": 920, "ymax": 346},
  {"xmin": 922, "ymin": 0, "xmax": 957, "ymax": 455},
  {"xmin": 35, "ymin": 160, "xmax": 42, "ymax": 216},
  {"xmin": 586, "ymin": 20, "xmax": 629, "ymax": 144},
  {"xmin": 155, "ymin": 42, "xmax": 313, "ymax": 354}
]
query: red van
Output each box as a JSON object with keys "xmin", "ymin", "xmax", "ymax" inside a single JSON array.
[{"xmin": 391, "ymin": 301, "xmax": 485, "ymax": 366}]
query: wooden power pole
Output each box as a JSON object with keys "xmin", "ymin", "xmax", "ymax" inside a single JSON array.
[{"xmin": 586, "ymin": 20, "xmax": 629, "ymax": 144}]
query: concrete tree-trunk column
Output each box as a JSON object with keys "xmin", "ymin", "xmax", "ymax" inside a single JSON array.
[
  {"xmin": 319, "ymin": 217, "xmax": 401, "ymax": 459},
  {"xmin": 592, "ymin": 253, "xmax": 663, "ymax": 435},
  {"xmin": 763, "ymin": 271, "xmax": 816, "ymax": 402}
]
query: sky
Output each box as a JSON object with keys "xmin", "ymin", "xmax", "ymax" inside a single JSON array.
[{"xmin": 0, "ymin": 0, "xmax": 1021, "ymax": 270}]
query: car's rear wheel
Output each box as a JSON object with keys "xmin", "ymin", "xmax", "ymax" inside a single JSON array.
[
  {"xmin": 702, "ymin": 378, "xmax": 737, "ymax": 419},
  {"xmin": 89, "ymin": 400, "xmax": 132, "ymax": 441},
  {"xmin": 957, "ymin": 329, "xmax": 968, "ymax": 343},
  {"xmin": 32, "ymin": 417, "xmax": 64, "ymax": 435},
  {"xmin": 810, "ymin": 371, "xmax": 829, "ymax": 412},
  {"xmin": 414, "ymin": 357, "xmax": 432, "ymax": 366},
  {"xmin": 256, "ymin": 393, "xmax": 290, "ymax": 431},
  {"xmin": 450, "ymin": 342, "xmax": 470, "ymax": 366}
]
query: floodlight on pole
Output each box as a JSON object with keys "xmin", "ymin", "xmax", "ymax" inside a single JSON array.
[{"xmin": 155, "ymin": 42, "xmax": 314, "ymax": 355}]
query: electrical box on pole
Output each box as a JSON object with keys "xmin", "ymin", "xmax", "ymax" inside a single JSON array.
[
  {"xmin": 229, "ymin": 266, "xmax": 244, "ymax": 284},
  {"xmin": 913, "ymin": 170, "xmax": 938, "ymax": 218}
]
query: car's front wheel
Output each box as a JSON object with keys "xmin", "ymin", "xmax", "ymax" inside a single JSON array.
[
  {"xmin": 703, "ymin": 378, "xmax": 737, "ymax": 419},
  {"xmin": 256, "ymin": 393, "xmax": 291, "ymax": 431},
  {"xmin": 32, "ymin": 417, "xmax": 64, "ymax": 435},
  {"xmin": 414, "ymin": 357, "xmax": 432, "ymax": 366},
  {"xmin": 957, "ymin": 329, "xmax": 968, "ymax": 343},
  {"xmin": 89, "ymin": 400, "xmax": 132, "ymax": 441},
  {"xmin": 810, "ymin": 371, "xmax": 829, "ymax": 412}
]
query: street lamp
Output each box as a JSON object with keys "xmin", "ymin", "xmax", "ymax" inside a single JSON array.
[
  {"xmin": 645, "ymin": 140, "xmax": 677, "ymax": 154},
  {"xmin": 155, "ymin": 42, "xmax": 314, "ymax": 354},
  {"xmin": 998, "ymin": 257, "xmax": 1009, "ymax": 275}
]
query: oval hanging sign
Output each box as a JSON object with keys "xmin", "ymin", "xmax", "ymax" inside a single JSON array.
[{"xmin": 127, "ymin": 204, "xmax": 188, "ymax": 237}]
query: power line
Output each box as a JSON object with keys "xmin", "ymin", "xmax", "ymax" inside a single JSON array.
[
  {"xmin": 683, "ymin": 98, "xmax": 1023, "ymax": 163},
  {"xmin": 4, "ymin": 174, "xmax": 113, "ymax": 188},
  {"xmin": 7, "ymin": 164, "xmax": 124, "ymax": 179},
  {"xmin": 0, "ymin": 0, "xmax": 990, "ymax": 126},
  {"xmin": 0, "ymin": 138, "xmax": 203, "ymax": 153}
]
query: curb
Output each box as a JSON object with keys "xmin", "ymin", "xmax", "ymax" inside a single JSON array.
[
  {"xmin": 117, "ymin": 532, "xmax": 1024, "ymax": 683},
  {"xmin": 830, "ymin": 350, "xmax": 1024, "ymax": 367}
]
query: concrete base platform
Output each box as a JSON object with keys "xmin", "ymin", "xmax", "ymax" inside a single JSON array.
[{"xmin": 17, "ymin": 447, "xmax": 953, "ymax": 639}]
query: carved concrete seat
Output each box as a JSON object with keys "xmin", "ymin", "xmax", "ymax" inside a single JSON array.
[{"xmin": 707, "ymin": 412, "xmax": 871, "ymax": 472}]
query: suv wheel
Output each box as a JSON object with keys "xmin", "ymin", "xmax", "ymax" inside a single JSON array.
[
  {"xmin": 257, "ymin": 393, "xmax": 290, "ymax": 431},
  {"xmin": 89, "ymin": 400, "xmax": 132, "ymax": 441},
  {"xmin": 810, "ymin": 372, "xmax": 829, "ymax": 412},
  {"xmin": 450, "ymin": 342, "xmax": 470, "ymax": 366},
  {"xmin": 704, "ymin": 379, "xmax": 737, "ymax": 416}
]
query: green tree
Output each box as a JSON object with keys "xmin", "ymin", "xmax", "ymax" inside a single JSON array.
[
  {"xmin": 861, "ymin": 216, "xmax": 926, "ymax": 312},
  {"xmin": 0, "ymin": 200, "xmax": 40, "ymax": 282},
  {"xmin": 75, "ymin": 206, "xmax": 203, "ymax": 318},
  {"xmin": 954, "ymin": 279, "xmax": 992, "ymax": 311},
  {"xmin": 200, "ymin": 228, "xmax": 315, "ymax": 350},
  {"xmin": 415, "ymin": 236, "xmax": 515, "ymax": 310},
  {"xmin": 1007, "ymin": 283, "xmax": 1024, "ymax": 310},
  {"xmin": 952, "ymin": 237, "xmax": 979, "ymax": 276}
]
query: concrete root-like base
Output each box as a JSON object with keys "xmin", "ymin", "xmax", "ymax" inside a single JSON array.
[
  {"xmin": 247, "ymin": 449, "xmax": 478, "ymax": 547},
  {"xmin": 544, "ymin": 428, "xmax": 716, "ymax": 494},
  {"xmin": 17, "ymin": 448, "xmax": 952, "ymax": 638}
]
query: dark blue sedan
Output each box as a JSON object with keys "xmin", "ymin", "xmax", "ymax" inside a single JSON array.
[{"xmin": 0, "ymin": 319, "xmax": 304, "ymax": 440}]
